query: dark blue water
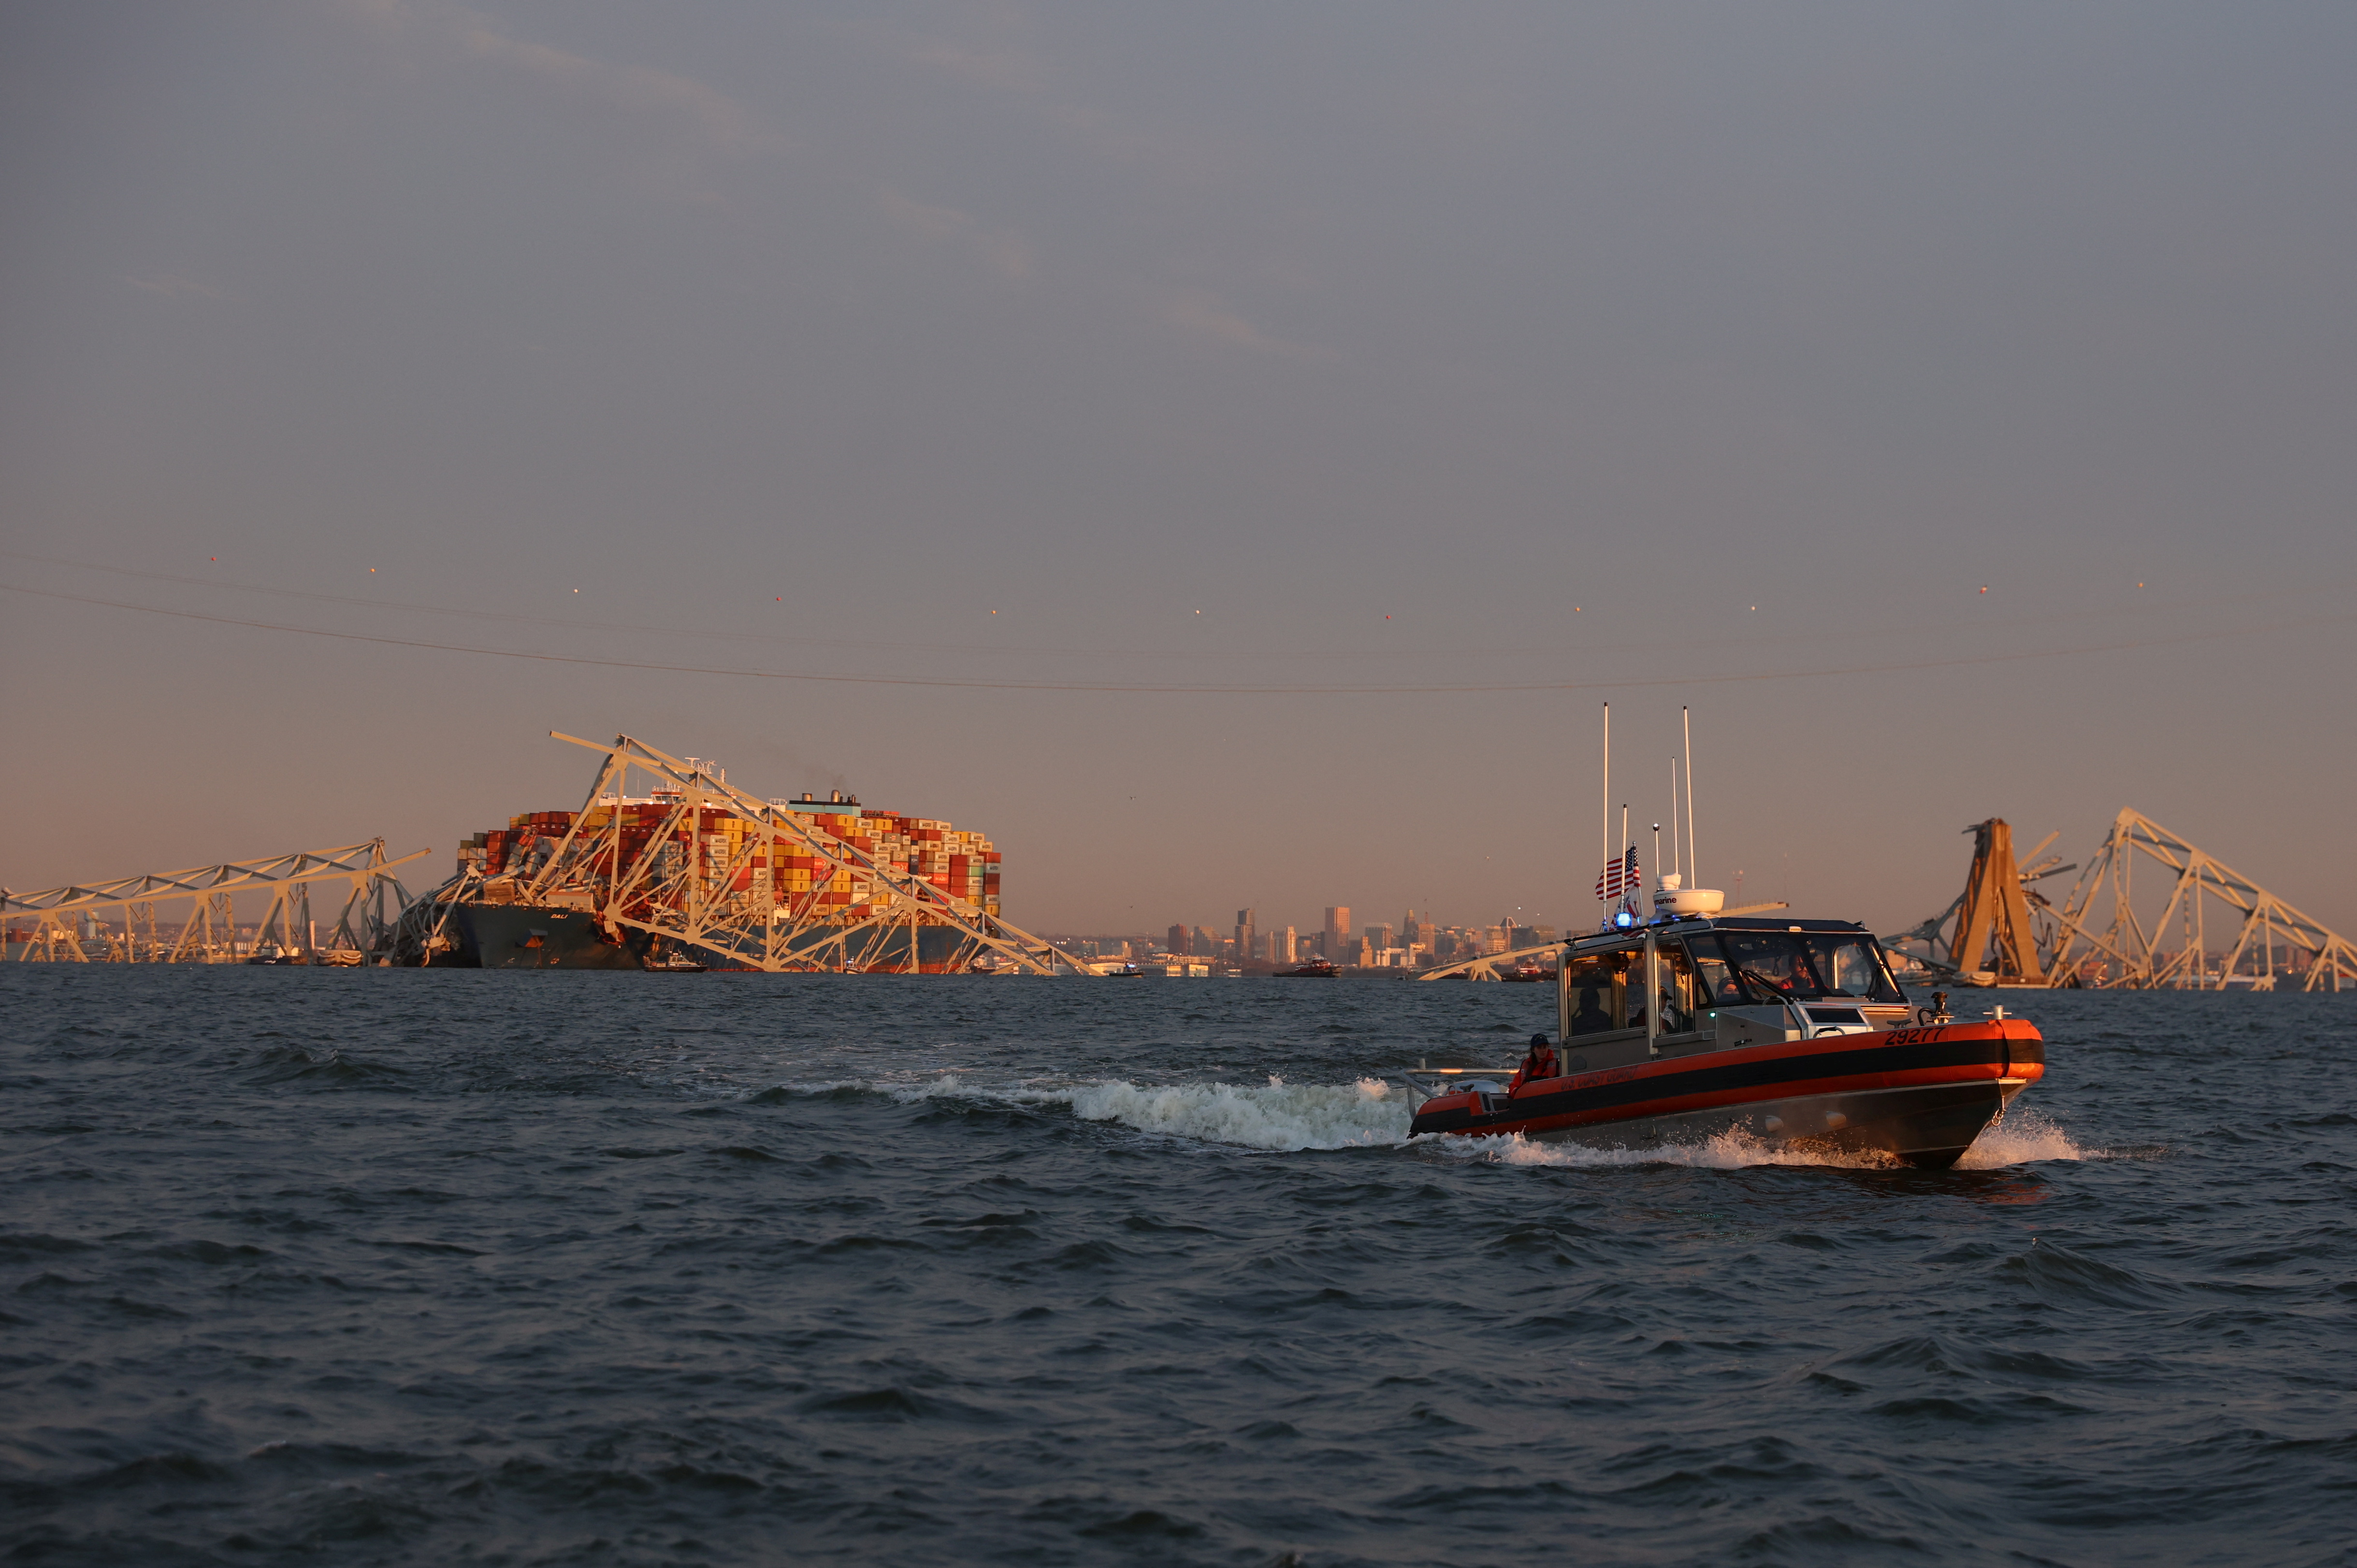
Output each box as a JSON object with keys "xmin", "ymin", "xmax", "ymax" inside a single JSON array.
[{"xmin": 3, "ymin": 969, "xmax": 2352, "ymax": 1566}]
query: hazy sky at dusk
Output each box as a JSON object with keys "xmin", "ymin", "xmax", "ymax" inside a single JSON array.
[{"xmin": 5, "ymin": 1, "xmax": 2354, "ymax": 939}]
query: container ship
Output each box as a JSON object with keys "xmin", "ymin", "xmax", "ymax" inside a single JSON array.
[{"xmin": 426, "ymin": 777, "xmax": 1003, "ymax": 971}]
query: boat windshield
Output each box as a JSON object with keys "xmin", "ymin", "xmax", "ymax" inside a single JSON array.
[{"xmin": 1705, "ymin": 929, "xmax": 1904, "ymax": 1004}]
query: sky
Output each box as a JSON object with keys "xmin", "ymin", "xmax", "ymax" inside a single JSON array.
[{"xmin": 3, "ymin": 0, "xmax": 2354, "ymax": 944}]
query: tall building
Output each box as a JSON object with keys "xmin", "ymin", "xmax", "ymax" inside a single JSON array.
[
  {"xmin": 1323, "ymin": 906, "xmax": 1349, "ymax": 961},
  {"xmin": 1235, "ymin": 907, "xmax": 1256, "ymax": 960},
  {"xmin": 1167, "ymin": 923, "xmax": 1191, "ymax": 956},
  {"xmin": 1192, "ymin": 925, "xmax": 1220, "ymax": 957},
  {"xmin": 1365, "ymin": 922, "xmax": 1395, "ymax": 953}
]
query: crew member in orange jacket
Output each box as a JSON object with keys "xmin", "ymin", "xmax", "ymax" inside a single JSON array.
[{"xmin": 1509, "ymin": 1033, "xmax": 1559, "ymax": 1090}]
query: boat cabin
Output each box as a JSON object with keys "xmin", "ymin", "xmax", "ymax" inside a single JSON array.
[{"xmin": 1555, "ymin": 917, "xmax": 1912, "ymax": 1073}]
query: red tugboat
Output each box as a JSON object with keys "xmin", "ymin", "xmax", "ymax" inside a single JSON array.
[{"xmin": 1405, "ymin": 912, "xmax": 2042, "ymax": 1169}]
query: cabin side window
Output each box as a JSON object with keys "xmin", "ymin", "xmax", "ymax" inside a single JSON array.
[
  {"xmin": 1562, "ymin": 948, "xmax": 1636, "ymax": 1036},
  {"xmin": 1708, "ymin": 928, "xmax": 1905, "ymax": 1003},
  {"xmin": 1653, "ymin": 941, "xmax": 1703, "ymax": 1035},
  {"xmin": 1803, "ymin": 934, "xmax": 1906, "ymax": 1003},
  {"xmin": 1683, "ymin": 934, "xmax": 1743, "ymax": 1010}
]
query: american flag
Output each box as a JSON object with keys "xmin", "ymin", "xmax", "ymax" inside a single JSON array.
[{"xmin": 1593, "ymin": 847, "xmax": 1639, "ymax": 900}]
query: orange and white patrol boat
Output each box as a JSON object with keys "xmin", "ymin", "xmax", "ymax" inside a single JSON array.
[{"xmin": 1404, "ymin": 900, "xmax": 2042, "ymax": 1169}]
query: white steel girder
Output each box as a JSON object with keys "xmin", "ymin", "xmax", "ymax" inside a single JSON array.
[
  {"xmin": 394, "ymin": 733, "xmax": 1092, "ymax": 975},
  {"xmin": 3, "ymin": 840, "xmax": 432, "ymax": 963},
  {"xmin": 1419, "ymin": 942, "xmax": 1561, "ymax": 981},
  {"xmin": 2043, "ymin": 809, "xmax": 2355, "ymax": 991}
]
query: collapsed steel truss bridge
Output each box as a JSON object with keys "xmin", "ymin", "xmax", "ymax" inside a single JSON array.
[
  {"xmin": 388, "ymin": 733, "xmax": 1093, "ymax": 975},
  {"xmin": 2042, "ymin": 809, "xmax": 2356, "ymax": 990},
  {"xmin": 3, "ymin": 841, "xmax": 431, "ymax": 964},
  {"xmin": 1887, "ymin": 810, "xmax": 2354, "ymax": 991}
]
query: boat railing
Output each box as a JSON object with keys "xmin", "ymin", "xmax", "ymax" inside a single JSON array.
[{"xmin": 1397, "ymin": 1064, "xmax": 1521, "ymax": 1105}]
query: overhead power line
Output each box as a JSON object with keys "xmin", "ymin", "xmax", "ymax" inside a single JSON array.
[{"xmin": 4, "ymin": 580, "xmax": 2344, "ymax": 695}]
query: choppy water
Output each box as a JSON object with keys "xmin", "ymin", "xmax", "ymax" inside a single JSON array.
[{"xmin": 2, "ymin": 969, "xmax": 2352, "ymax": 1567}]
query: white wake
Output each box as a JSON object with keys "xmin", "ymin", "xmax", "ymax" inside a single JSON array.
[
  {"xmin": 789, "ymin": 1076, "xmax": 2096, "ymax": 1168},
  {"xmin": 889, "ymin": 1073, "xmax": 1413, "ymax": 1152},
  {"xmin": 1956, "ymin": 1107, "xmax": 2096, "ymax": 1167}
]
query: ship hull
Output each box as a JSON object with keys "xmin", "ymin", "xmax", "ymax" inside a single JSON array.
[
  {"xmin": 450, "ymin": 904, "xmax": 654, "ymax": 970},
  {"xmin": 1408, "ymin": 1021, "xmax": 2042, "ymax": 1169}
]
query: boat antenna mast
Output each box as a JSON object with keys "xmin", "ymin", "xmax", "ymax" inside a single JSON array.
[
  {"xmin": 1620, "ymin": 802, "xmax": 1632, "ymax": 920},
  {"xmin": 1599, "ymin": 702, "xmax": 1612, "ymax": 924},
  {"xmin": 1683, "ymin": 705, "xmax": 1697, "ymax": 892},
  {"xmin": 1668, "ymin": 759, "xmax": 1681, "ymax": 885}
]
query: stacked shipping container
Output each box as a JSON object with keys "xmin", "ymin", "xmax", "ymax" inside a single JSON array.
[{"xmin": 455, "ymin": 798, "xmax": 1003, "ymax": 922}]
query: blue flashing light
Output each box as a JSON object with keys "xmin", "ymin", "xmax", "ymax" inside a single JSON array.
[{"xmin": 1613, "ymin": 910, "xmax": 1635, "ymax": 929}]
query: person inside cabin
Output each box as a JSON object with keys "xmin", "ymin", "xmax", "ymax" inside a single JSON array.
[
  {"xmin": 1717, "ymin": 932, "xmax": 1819, "ymax": 997},
  {"xmin": 1510, "ymin": 1033, "xmax": 1559, "ymax": 1089},
  {"xmin": 1566, "ymin": 964, "xmax": 1615, "ymax": 1035},
  {"xmin": 1657, "ymin": 950, "xmax": 1696, "ymax": 1035},
  {"xmin": 1689, "ymin": 947, "xmax": 1743, "ymax": 1006}
]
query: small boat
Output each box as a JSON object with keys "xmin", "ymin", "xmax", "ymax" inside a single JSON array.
[
  {"xmin": 1278, "ymin": 959, "xmax": 1339, "ymax": 978},
  {"xmin": 1499, "ymin": 963, "xmax": 1550, "ymax": 982},
  {"xmin": 646, "ymin": 954, "xmax": 708, "ymax": 973},
  {"xmin": 1403, "ymin": 908, "xmax": 2042, "ymax": 1169}
]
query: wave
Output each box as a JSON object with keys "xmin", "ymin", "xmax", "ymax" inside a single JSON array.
[
  {"xmin": 1956, "ymin": 1108, "xmax": 2096, "ymax": 1168},
  {"xmin": 891, "ymin": 1074, "xmax": 1413, "ymax": 1152}
]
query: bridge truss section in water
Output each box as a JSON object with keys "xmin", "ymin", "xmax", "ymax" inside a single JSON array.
[
  {"xmin": 3, "ymin": 840, "xmax": 431, "ymax": 964},
  {"xmin": 2043, "ymin": 808, "xmax": 2356, "ymax": 991},
  {"xmin": 389, "ymin": 732, "xmax": 1093, "ymax": 976},
  {"xmin": 1889, "ymin": 810, "xmax": 2355, "ymax": 992}
]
